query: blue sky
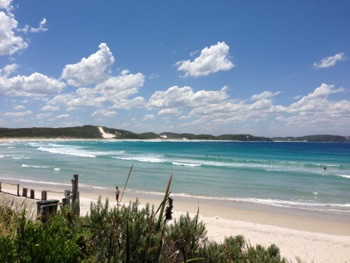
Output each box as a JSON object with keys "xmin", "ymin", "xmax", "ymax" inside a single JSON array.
[{"xmin": 0, "ymin": 0, "xmax": 349, "ymax": 136}]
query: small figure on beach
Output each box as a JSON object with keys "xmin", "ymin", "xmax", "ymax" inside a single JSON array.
[
  {"xmin": 115, "ymin": 186, "xmax": 120, "ymax": 203},
  {"xmin": 324, "ymin": 166, "xmax": 327, "ymax": 171}
]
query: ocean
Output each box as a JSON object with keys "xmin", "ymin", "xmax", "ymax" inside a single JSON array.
[{"xmin": 0, "ymin": 140, "xmax": 349, "ymax": 215}]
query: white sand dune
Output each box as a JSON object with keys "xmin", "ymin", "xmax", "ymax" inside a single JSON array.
[{"xmin": 98, "ymin": 126, "xmax": 116, "ymax": 139}]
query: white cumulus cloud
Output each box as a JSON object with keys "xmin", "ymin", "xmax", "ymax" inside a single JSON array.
[
  {"xmin": 19, "ymin": 18, "xmax": 48, "ymax": 33},
  {"xmin": 91, "ymin": 109, "xmax": 117, "ymax": 117},
  {"xmin": 36, "ymin": 113, "xmax": 52, "ymax": 119},
  {"xmin": 0, "ymin": 7, "xmax": 28, "ymax": 55},
  {"xmin": 0, "ymin": 63, "xmax": 18, "ymax": 77},
  {"xmin": 313, "ymin": 53, "xmax": 345, "ymax": 69},
  {"xmin": 111, "ymin": 97, "xmax": 145, "ymax": 110},
  {"xmin": 95, "ymin": 72, "xmax": 144, "ymax": 100},
  {"xmin": 3, "ymin": 110, "xmax": 32, "ymax": 118},
  {"xmin": 0, "ymin": 66, "xmax": 66, "ymax": 96},
  {"xmin": 251, "ymin": 91, "xmax": 280, "ymax": 101},
  {"xmin": 174, "ymin": 83, "xmax": 349, "ymax": 135},
  {"xmin": 0, "ymin": 1, "xmax": 47, "ymax": 56},
  {"xmin": 143, "ymin": 114, "xmax": 155, "ymax": 121},
  {"xmin": 147, "ymin": 86, "xmax": 228, "ymax": 109},
  {"xmin": 288, "ymin": 83, "xmax": 344, "ymax": 112},
  {"xmin": 176, "ymin": 42, "xmax": 234, "ymax": 77},
  {"xmin": 13, "ymin": 105, "xmax": 25, "ymax": 110},
  {"xmin": 61, "ymin": 43, "xmax": 115, "ymax": 87},
  {"xmin": 0, "ymin": 0, "xmax": 13, "ymax": 11},
  {"xmin": 41, "ymin": 105, "xmax": 59, "ymax": 111},
  {"xmin": 56, "ymin": 114, "xmax": 69, "ymax": 119},
  {"xmin": 47, "ymin": 70, "xmax": 145, "ymax": 111},
  {"xmin": 158, "ymin": 108, "xmax": 182, "ymax": 116}
]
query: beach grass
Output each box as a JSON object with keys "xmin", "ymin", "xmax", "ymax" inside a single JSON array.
[{"xmin": 0, "ymin": 197, "xmax": 288, "ymax": 263}]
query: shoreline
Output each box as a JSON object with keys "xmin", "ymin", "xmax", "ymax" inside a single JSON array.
[
  {"xmin": 1, "ymin": 183, "xmax": 350, "ymax": 262},
  {"xmin": 1, "ymin": 137, "xmax": 349, "ymax": 143},
  {"xmin": 0, "ymin": 184, "xmax": 350, "ymax": 263},
  {"xmin": 0, "ymin": 137, "xmax": 263, "ymax": 143},
  {"xmin": 1, "ymin": 176, "xmax": 350, "ymax": 233},
  {"xmin": 1, "ymin": 138, "xmax": 350, "ymax": 261},
  {"xmin": 1, "ymin": 179, "xmax": 350, "ymax": 236}
]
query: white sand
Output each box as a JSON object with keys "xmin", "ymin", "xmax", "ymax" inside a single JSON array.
[
  {"xmin": 1, "ymin": 185, "xmax": 350, "ymax": 263},
  {"xmin": 2, "ymin": 138, "xmax": 349, "ymax": 262},
  {"xmin": 98, "ymin": 126, "xmax": 116, "ymax": 139}
]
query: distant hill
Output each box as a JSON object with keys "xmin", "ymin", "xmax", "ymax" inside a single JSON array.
[
  {"xmin": 272, "ymin": 135, "xmax": 350, "ymax": 143},
  {"xmin": 0, "ymin": 126, "xmax": 348, "ymax": 142},
  {"xmin": 0, "ymin": 125, "xmax": 102, "ymax": 138},
  {"xmin": 159, "ymin": 132, "xmax": 272, "ymax": 141}
]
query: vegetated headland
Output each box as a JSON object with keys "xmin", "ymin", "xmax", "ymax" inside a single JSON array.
[{"xmin": 0, "ymin": 125, "xmax": 349, "ymax": 142}]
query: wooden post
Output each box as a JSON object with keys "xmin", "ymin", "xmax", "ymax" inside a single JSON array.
[
  {"xmin": 0, "ymin": 182, "xmax": 2, "ymax": 192},
  {"xmin": 64, "ymin": 190, "xmax": 71, "ymax": 205},
  {"xmin": 17, "ymin": 184, "xmax": 20, "ymax": 196},
  {"xmin": 64, "ymin": 190, "xmax": 71, "ymax": 197},
  {"xmin": 41, "ymin": 191, "xmax": 47, "ymax": 200},
  {"xmin": 71, "ymin": 174, "xmax": 79, "ymax": 216},
  {"xmin": 22, "ymin": 188, "xmax": 28, "ymax": 197},
  {"xmin": 72, "ymin": 174, "xmax": 79, "ymax": 205},
  {"xmin": 71, "ymin": 179, "xmax": 75, "ymax": 203},
  {"xmin": 62, "ymin": 197, "xmax": 69, "ymax": 207},
  {"xmin": 76, "ymin": 191, "xmax": 80, "ymax": 216},
  {"xmin": 30, "ymin": 189, "xmax": 35, "ymax": 199}
]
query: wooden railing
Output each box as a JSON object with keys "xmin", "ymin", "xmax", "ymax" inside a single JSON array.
[
  {"xmin": 0, "ymin": 181, "xmax": 20, "ymax": 196},
  {"xmin": 1, "ymin": 174, "xmax": 80, "ymax": 217},
  {"xmin": 0, "ymin": 181, "xmax": 62, "ymax": 200}
]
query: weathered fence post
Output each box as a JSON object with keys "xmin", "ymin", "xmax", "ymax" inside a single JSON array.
[
  {"xmin": 62, "ymin": 190, "xmax": 71, "ymax": 207},
  {"xmin": 41, "ymin": 191, "xmax": 47, "ymax": 200},
  {"xmin": 71, "ymin": 174, "xmax": 80, "ymax": 216},
  {"xmin": 64, "ymin": 190, "xmax": 71, "ymax": 202},
  {"xmin": 76, "ymin": 191, "xmax": 80, "ymax": 216},
  {"xmin": 37, "ymin": 200, "xmax": 59, "ymax": 223},
  {"xmin": 0, "ymin": 182, "xmax": 2, "ymax": 192},
  {"xmin": 17, "ymin": 184, "xmax": 20, "ymax": 196},
  {"xmin": 72, "ymin": 174, "xmax": 78, "ymax": 203},
  {"xmin": 22, "ymin": 188, "xmax": 28, "ymax": 197},
  {"xmin": 30, "ymin": 189, "xmax": 35, "ymax": 199},
  {"xmin": 62, "ymin": 197, "xmax": 69, "ymax": 207}
]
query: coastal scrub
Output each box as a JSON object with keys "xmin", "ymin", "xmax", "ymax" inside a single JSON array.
[{"xmin": 0, "ymin": 198, "xmax": 288, "ymax": 262}]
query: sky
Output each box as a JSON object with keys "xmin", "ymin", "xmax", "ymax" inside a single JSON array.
[{"xmin": 0, "ymin": 0, "xmax": 349, "ymax": 136}]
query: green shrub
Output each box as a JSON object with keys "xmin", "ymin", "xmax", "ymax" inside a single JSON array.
[
  {"xmin": 0, "ymin": 198, "xmax": 289, "ymax": 263},
  {"xmin": 85, "ymin": 198, "xmax": 164, "ymax": 262},
  {"xmin": 246, "ymin": 243, "xmax": 287, "ymax": 263},
  {"xmin": 14, "ymin": 212, "xmax": 85, "ymax": 262},
  {"xmin": 164, "ymin": 212, "xmax": 207, "ymax": 262}
]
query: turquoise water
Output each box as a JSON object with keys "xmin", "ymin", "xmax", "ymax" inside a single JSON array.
[{"xmin": 0, "ymin": 140, "xmax": 349, "ymax": 214}]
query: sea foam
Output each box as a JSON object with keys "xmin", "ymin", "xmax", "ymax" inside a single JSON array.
[
  {"xmin": 22, "ymin": 164, "xmax": 50, "ymax": 169},
  {"xmin": 172, "ymin": 162, "xmax": 201, "ymax": 167},
  {"xmin": 336, "ymin": 174, "xmax": 350, "ymax": 179},
  {"xmin": 113, "ymin": 155, "xmax": 165, "ymax": 163},
  {"xmin": 35, "ymin": 143, "xmax": 125, "ymax": 158}
]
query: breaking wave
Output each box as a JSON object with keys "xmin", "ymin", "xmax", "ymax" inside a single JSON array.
[
  {"xmin": 22, "ymin": 164, "xmax": 50, "ymax": 169},
  {"xmin": 33, "ymin": 143, "xmax": 125, "ymax": 158}
]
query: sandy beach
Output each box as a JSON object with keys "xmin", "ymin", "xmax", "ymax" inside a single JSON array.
[
  {"xmin": 1, "ymin": 182, "xmax": 350, "ymax": 263},
  {"xmin": 2, "ymin": 0, "xmax": 350, "ymax": 260}
]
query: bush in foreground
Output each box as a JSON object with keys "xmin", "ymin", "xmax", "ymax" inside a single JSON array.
[{"xmin": 0, "ymin": 198, "xmax": 288, "ymax": 263}]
